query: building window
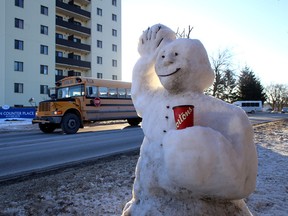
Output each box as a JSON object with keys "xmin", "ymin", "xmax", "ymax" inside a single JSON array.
[
  {"xmin": 97, "ymin": 24, "xmax": 102, "ymax": 32},
  {"xmin": 112, "ymin": 0, "xmax": 117, "ymax": 6},
  {"xmin": 56, "ymin": 15, "xmax": 63, "ymax": 20},
  {"xmin": 56, "ymin": 51, "xmax": 63, "ymax": 57},
  {"xmin": 74, "ymin": 72, "xmax": 81, "ymax": 76},
  {"xmin": 55, "ymin": 69, "xmax": 63, "ymax": 75},
  {"xmin": 112, "ymin": 14, "xmax": 117, "ymax": 21},
  {"xmin": 72, "ymin": 37, "xmax": 81, "ymax": 43},
  {"xmin": 112, "ymin": 29, "xmax": 117, "ymax": 37},
  {"xmin": 15, "ymin": 0, "xmax": 24, "ymax": 8},
  {"xmin": 56, "ymin": 33, "xmax": 63, "ymax": 39},
  {"xmin": 15, "ymin": 40, "xmax": 24, "ymax": 50},
  {"xmin": 112, "ymin": 75, "xmax": 117, "ymax": 80},
  {"xmin": 97, "ymin": 56, "xmax": 102, "ymax": 64},
  {"xmin": 112, "ymin": 44, "xmax": 117, "ymax": 52},
  {"xmin": 40, "ymin": 25, "xmax": 48, "ymax": 35},
  {"xmin": 97, "ymin": 40, "xmax": 102, "ymax": 48},
  {"xmin": 97, "ymin": 8, "xmax": 102, "ymax": 16},
  {"xmin": 97, "ymin": 73, "xmax": 103, "ymax": 79},
  {"xmin": 40, "ymin": 65, "xmax": 48, "ymax": 75},
  {"xmin": 40, "ymin": 45, "xmax": 48, "ymax": 55},
  {"xmin": 41, "ymin": 5, "xmax": 48, "ymax": 15},
  {"xmin": 15, "ymin": 18, "xmax": 24, "ymax": 29},
  {"xmin": 14, "ymin": 61, "xmax": 23, "ymax": 71},
  {"xmin": 73, "ymin": 54, "xmax": 81, "ymax": 60},
  {"xmin": 112, "ymin": 59, "xmax": 117, "ymax": 67},
  {"xmin": 14, "ymin": 83, "xmax": 24, "ymax": 93},
  {"xmin": 40, "ymin": 85, "xmax": 48, "ymax": 94},
  {"xmin": 73, "ymin": 20, "xmax": 82, "ymax": 26}
]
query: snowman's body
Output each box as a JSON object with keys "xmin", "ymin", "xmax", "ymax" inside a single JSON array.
[{"xmin": 122, "ymin": 24, "xmax": 257, "ymax": 216}]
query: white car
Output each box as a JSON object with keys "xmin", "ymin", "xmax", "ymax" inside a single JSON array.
[{"xmin": 281, "ymin": 107, "xmax": 288, "ymax": 113}]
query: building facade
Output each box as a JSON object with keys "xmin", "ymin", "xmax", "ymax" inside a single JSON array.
[{"xmin": 0, "ymin": 0, "xmax": 122, "ymax": 107}]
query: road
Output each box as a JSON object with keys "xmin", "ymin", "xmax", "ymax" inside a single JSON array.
[
  {"xmin": 0, "ymin": 125, "xmax": 144, "ymax": 181},
  {"xmin": 0, "ymin": 113, "xmax": 287, "ymax": 181},
  {"xmin": 247, "ymin": 112, "xmax": 288, "ymax": 125}
]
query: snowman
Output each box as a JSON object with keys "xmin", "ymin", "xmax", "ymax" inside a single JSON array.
[{"xmin": 122, "ymin": 24, "xmax": 258, "ymax": 216}]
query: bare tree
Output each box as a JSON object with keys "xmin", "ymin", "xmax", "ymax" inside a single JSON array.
[
  {"xmin": 265, "ymin": 84, "xmax": 288, "ymax": 111},
  {"xmin": 206, "ymin": 49, "xmax": 234, "ymax": 99},
  {"xmin": 176, "ymin": 25, "xmax": 194, "ymax": 38}
]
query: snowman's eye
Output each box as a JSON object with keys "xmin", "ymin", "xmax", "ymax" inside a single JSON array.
[
  {"xmin": 162, "ymin": 55, "xmax": 165, "ymax": 58},
  {"xmin": 175, "ymin": 52, "xmax": 178, "ymax": 56}
]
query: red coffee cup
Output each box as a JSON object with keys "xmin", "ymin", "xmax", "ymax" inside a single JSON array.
[{"xmin": 173, "ymin": 105, "xmax": 194, "ymax": 129}]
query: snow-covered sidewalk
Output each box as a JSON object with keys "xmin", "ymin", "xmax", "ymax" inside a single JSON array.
[{"xmin": 0, "ymin": 118, "xmax": 36, "ymax": 132}]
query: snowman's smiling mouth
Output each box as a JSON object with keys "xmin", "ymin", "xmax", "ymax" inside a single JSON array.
[{"xmin": 158, "ymin": 68, "xmax": 181, "ymax": 77}]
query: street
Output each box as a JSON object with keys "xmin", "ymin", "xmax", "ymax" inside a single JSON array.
[
  {"xmin": 0, "ymin": 125, "xmax": 144, "ymax": 181},
  {"xmin": 247, "ymin": 112, "xmax": 288, "ymax": 125}
]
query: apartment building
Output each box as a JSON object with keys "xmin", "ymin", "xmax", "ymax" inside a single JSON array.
[{"xmin": 0, "ymin": 0, "xmax": 122, "ymax": 107}]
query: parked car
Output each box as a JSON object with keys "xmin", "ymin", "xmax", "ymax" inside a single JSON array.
[{"xmin": 281, "ymin": 107, "xmax": 288, "ymax": 113}]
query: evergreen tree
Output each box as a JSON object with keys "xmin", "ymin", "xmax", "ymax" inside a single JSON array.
[
  {"xmin": 237, "ymin": 66, "xmax": 266, "ymax": 103},
  {"xmin": 221, "ymin": 69, "xmax": 238, "ymax": 103}
]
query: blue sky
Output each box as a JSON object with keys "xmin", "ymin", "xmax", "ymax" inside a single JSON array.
[{"xmin": 121, "ymin": 0, "xmax": 288, "ymax": 85}]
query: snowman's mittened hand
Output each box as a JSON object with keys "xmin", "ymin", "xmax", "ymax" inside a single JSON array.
[{"xmin": 138, "ymin": 24, "xmax": 176, "ymax": 57}]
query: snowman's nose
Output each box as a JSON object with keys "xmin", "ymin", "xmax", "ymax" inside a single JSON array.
[{"xmin": 162, "ymin": 54, "xmax": 174, "ymax": 66}]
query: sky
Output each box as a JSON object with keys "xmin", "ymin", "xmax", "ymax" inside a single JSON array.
[{"xmin": 121, "ymin": 0, "xmax": 288, "ymax": 86}]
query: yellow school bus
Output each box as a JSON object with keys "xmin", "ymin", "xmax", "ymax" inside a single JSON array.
[{"xmin": 32, "ymin": 76, "xmax": 141, "ymax": 134}]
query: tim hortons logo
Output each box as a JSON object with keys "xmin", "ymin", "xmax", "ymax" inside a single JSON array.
[{"xmin": 175, "ymin": 107, "xmax": 193, "ymax": 128}]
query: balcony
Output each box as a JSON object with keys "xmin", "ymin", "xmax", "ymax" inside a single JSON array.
[
  {"xmin": 56, "ymin": 38, "xmax": 90, "ymax": 54},
  {"xmin": 56, "ymin": 0, "xmax": 90, "ymax": 21},
  {"xmin": 56, "ymin": 18, "xmax": 91, "ymax": 37},
  {"xmin": 74, "ymin": 0, "xmax": 90, "ymax": 6},
  {"xmin": 56, "ymin": 56, "xmax": 91, "ymax": 70}
]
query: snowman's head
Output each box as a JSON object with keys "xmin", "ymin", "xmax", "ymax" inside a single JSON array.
[{"xmin": 155, "ymin": 38, "xmax": 214, "ymax": 93}]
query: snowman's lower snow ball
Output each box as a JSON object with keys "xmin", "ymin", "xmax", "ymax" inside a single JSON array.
[{"xmin": 122, "ymin": 24, "xmax": 258, "ymax": 216}]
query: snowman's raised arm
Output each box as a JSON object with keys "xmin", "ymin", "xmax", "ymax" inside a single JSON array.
[{"xmin": 131, "ymin": 24, "xmax": 176, "ymax": 111}]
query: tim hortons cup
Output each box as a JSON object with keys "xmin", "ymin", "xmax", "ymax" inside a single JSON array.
[{"xmin": 173, "ymin": 105, "xmax": 194, "ymax": 130}]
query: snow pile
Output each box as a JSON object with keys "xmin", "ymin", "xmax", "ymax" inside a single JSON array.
[{"xmin": 247, "ymin": 122, "xmax": 288, "ymax": 215}]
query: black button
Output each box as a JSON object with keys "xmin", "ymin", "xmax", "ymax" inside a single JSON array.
[
  {"xmin": 165, "ymin": 116, "xmax": 169, "ymax": 119},
  {"xmin": 163, "ymin": 130, "xmax": 167, "ymax": 133},
  {"xmin": 166, "ymin": 105, "xmax": 170, "ymax": 109}
]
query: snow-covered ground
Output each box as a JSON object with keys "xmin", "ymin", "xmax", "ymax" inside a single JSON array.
[
  {"xmin": 0, "ymin": 118, "xmax": 35, "ymax": 131},
  {"xmin": 0, "ymin": 120, "xmax": 287, "ymax": 215}
]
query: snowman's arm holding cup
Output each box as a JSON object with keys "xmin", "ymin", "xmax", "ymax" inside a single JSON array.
[
  {"xmin": 131, "ymin": 24, "xmax": 176, "ymax": 110},
  {"xmin": 162, "ymin": 124, "xmax": 257, "ymax": 200}
]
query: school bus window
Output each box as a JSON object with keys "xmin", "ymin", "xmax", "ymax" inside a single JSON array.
[
  {"xmin": 86, "ymin": 86, "xmax": 98, "ymax": 98},
  {"xmin": 70, "ymin": 85, "xmax": 84, "ymax": 97},
  {"xmin": 57, "ymin": 88, "xmax": 67, "ymax": 99},
  {"xmin": 57, "ymin": 85, "xmax": 84, "ymax": 99},
  {"xmin": 99, "ymin": 87, "xmax": 108, "ymax": 97},
  {"xmin": 108, "ymin": 88, "xmax": 118, "ymax": 98},
  {"xmin": 118, "ymin": 88, "xmax": 126, "ymax": 98},
  {"xmin": 126, "ymin": 88, "xmax": 131, "ymax": 98}
]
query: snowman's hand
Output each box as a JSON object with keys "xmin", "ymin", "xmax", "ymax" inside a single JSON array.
[{"xmin": 138, "ymin": 24, "xmax": 176, "ymax": 57}]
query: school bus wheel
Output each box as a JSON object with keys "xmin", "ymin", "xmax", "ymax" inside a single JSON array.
[
  {"xmin": 61, "ymin": 113, "xmax": 80, "ymax": 134},
  {"xmin": 39, "ymin": 123, "xmax": 57, "ymax": 133},
  {"xmin": 127, "ymin": 117, "xmax": 142, "ymax": 126}
]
